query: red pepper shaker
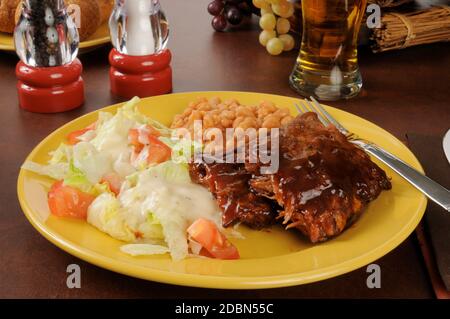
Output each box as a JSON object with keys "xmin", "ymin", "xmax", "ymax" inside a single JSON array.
[
  {"xmin": 14, "ymin": 0, "xmax": 84, "ymax": 113},
  {"xmin": 109, "ymin": 0, "xmax": 172, "ymax": 99}
]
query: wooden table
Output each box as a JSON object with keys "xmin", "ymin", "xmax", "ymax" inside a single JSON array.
[{"xmin": 1, "ymin": 0, "xmax": 449, "ymax": 298}]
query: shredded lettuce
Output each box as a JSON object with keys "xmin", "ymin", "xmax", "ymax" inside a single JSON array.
[
  {"xmin": 152, "ymin": 200, "xmax": 189, "ymax": 261},
  {"xmin": 72, "ymin": 142, "xmax": 112, "ymax": 184},
  {"xmin": 48, "ymin": 143, "xmax": 72, "ymax": 165},
  {"xmin": 116, "ymin": 163, "xmax": 197, "ymax": 260},
  {"xmin": 21, "ymin": 161, "xmax": 68, "ymax": 180},
  {"xmin": 22, "ymin": 142, "xmax": 73, "ymax": 180},
  {"xmin": 147, "ymin": 212, "xmax": 160, "ymax": 225},
  {"xmin": 63, "ymin": 161, "xmax": 92, "ymax": 193},
  {"xmin": 120, "ymin": 97, "xmax": 149, "ymax": 125},
  {"xmin": 162, "ymin": 137, "xmax": 203, "ymax": 164},
  {"xmin": 120, "ymin": 244, "xmax": 169, "ymax": 256},
  {"xmin": 137, "ymin": 218, "xmax": 164, "ymax": 240},
  {"xmin": 145, "ymin": 161, "xmax": 191, "ymax": 183},
  {"xmin": 22, "ymin": 97, "xmax": 176, "ymax": 186},
  {"xmin": 113, "ymin": 151, "xmax": 136, "ymax": 178},
  {"xmin": 87, "ymin": 193, "xmax": 135, "ymax": 242},
  {"xmin": 88, "ymin": 111, "xmax": 134, "ymax": 161},
  {"xmin": 146, "ymin": 118, "xmax": 172, "ymax": 137},
  {"xmin": 77, "ymin": 129, "xmax": 96, "ymax": 143},
  {"xmin": 63, "ymin": 162, "xmax": 111, "ymax": 196}
]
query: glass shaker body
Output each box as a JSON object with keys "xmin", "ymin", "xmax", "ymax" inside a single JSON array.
[
  {"xmin": 14, "ymin": 0, "xmax": 79, "ymax": 67},
  {"xmin": 109, "ymin": 0, "xmax": 169, "ymax": 56}
]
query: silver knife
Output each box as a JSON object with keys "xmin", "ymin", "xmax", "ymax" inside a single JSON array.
[{"xmin": 444, "ymin": 129, "xmax": 450, "ymax": 165}]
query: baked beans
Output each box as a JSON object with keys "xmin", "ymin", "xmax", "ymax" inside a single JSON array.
[{"xmin": 171, "ymin": 97, "xmax": 294, "ymax": 131}]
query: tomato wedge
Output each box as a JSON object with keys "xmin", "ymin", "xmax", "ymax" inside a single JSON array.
[
  {"xmin": 187, "ymin": 218, "xmax": 240, "ymax": 260},
  {"xmin": 100, "ymin": 172, "xmax": 123, "ymax": 196},
  {"xmin": 67, "ymin": 123, "xmax": 96, "ymax": 145},
  {"xmin": 48, "ymin": 181, "xmax": 96, "ymax": 219},
  {"xmin": 129, "ymin": 126, "xmax": 171, "ymax": 165},
  {"xmin": 146, "ymin": 135, "xmax": 172, "ymax": 165},
  {"xmin": 129, "ymin": 125, "xmax": 162, "ymax": 152}
]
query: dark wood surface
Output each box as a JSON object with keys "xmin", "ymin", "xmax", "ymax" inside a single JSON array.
[{"xmin": 1, "ymin": 0, "xmax": 449, "ymax": 298}]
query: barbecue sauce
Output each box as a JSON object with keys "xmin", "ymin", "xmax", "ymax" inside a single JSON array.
[{"xmin": 189, "ymin": 162, "xmax": 275, "ymax": 229}]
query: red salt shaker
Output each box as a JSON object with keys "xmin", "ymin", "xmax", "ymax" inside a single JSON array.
[
  {"xmin": 14, "ymin": 0, "xmax": 84, "ymax": 113},
  {"xmin": 109, "ymin": 48, "xmax": 172, "ymax": 99},
  {"xmin": 109, "ymin": 0, "xmax": 172, "ymax": 99}
]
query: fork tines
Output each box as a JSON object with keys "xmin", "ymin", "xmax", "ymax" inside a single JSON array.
[{"xmin": 296, "ymin": 98, "xmax": 350, "ymax": 135}]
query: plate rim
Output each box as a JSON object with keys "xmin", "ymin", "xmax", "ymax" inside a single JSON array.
[{"xmin": 16, "ymin": 91, "xmax": 428, "ymax": 289}]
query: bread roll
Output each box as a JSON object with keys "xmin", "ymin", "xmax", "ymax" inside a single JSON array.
[
  {"xmin": 96, "ymin": 0, "xmax": 113, "ymax": 24},
  {"xmin": 65, "ymin": 0, "xmax": 101, "ymax": 41},
  {"xmin": 0, "ymin": 0, "xmax": 20, "ymax": 33},
  {"xmin": 14, "ymin": 1, "xmax": 21, "ymax": 26}
]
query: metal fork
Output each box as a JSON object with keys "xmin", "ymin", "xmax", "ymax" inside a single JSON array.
[{"xmin": 295, "ymin": 98, "xmax": 450, "ymax": 212}]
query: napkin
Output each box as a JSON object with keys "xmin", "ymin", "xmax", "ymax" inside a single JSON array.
[{"xmin": 407, "ymin": 133, "xmax": 450, "ymax": 298}]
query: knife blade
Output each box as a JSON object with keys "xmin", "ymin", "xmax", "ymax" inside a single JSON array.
[{"xmin": 443, "ymin": 129, "xmax": 450, "ymax": 164}]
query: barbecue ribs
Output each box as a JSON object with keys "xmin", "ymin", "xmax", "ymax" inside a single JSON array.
[
  {"xmin": 189, "ymin": 162, "xmax": 277, "ymax": 229},
  {"xmin": 188, "ymin": 112, "xmax": 391, "ymax": 243}
]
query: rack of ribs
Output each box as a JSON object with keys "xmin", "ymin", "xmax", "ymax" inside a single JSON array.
[
  {"xmin": 189, "ymin": 162, "xmax": 277, "ymax": 229},
  {"xmin": 189, "ymin": 112, "xmax": 392, "ymax": 243}
]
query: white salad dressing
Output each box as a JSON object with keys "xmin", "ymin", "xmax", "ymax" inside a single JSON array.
[
  {"xmin": 86, "ymin": 110, "xmax": 152, "ymax": 179},
  {"xmin": 113, "ymin": 151, "xmax": 136, "ymax": 178},
  {"xmin": 90, "ymin": 124, "xmax": 132, "ymax": 162},
  {"xmin": 121, "ymin": 170, "xmax": 221, "ymax": 260},
  {"xmin": 72, "ymin": 142, "xmax": 112, "ymax": 183},
  {"xmin": 88, "ymin": 166, "xmax": 222, "ymax": 260},
  {"xmin": 121, "ymin": 172, "xmax": 220, "ymax": 224}
]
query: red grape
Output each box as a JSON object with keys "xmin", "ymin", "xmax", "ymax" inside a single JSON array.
[
  {"xmin": 226, "ymin": 7, "xmax": 243, "ymax": 25},
  {"xmin": 209, "ymin": 0, "xmax": 258, "ymax": 31},
  {"xmin": 208, "ymin": 0, "xmax": 224, "ymax": 16},
  {"xmin": 238, "ymin": 1, "xmax": 253, "ymax": 16},
  {"xmin": 212, "ymin": 14, "xmax": 228, "ymax": 31}
]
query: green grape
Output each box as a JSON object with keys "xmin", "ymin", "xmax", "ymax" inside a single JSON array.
[
  {"xmin": 252, "ymin": 0, "xmax": 269, "ymax": 10},
  {"xmin": 272, "ymin": 2, "xmax": 294, "ymax": 18},
  {"xmin": 279, "ymin": 34, "xmax": 295, "ymax": 51},
  {"xmin": 266, "ymin": 37, "xmax": 284, "ymax": 55},
  {"xmin": 276, "ymin": 17, "xmax": 290, "ymax": 34},
  {"xmin": 260, "ymin": 6, "xmax": 273, "ymax": 15},
  {"xmin": 259, "ymin": 13, "xmax": 276, "ymax": 30},
  {"xmin": 259, "ymin": 30, "xmax": 276, "ymax": 47}
]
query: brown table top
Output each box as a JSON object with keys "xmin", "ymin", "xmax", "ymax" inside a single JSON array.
[{"xmin": 1, "ymin": 0, "xmax": 449, "ymax": 298}]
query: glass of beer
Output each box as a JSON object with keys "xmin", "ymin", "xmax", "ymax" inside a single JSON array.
[{"xmin": 289, "ymin": 0, "xmax": 367, "ymax": 101}]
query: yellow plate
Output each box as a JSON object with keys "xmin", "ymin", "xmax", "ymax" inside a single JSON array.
[
  {"xmin": 17, "ymin": 91, "xmax": 427, "ymax": 289},
  {"xmin": 0, "ymin": 23, "xmax": 110, "ymax": 53}
]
